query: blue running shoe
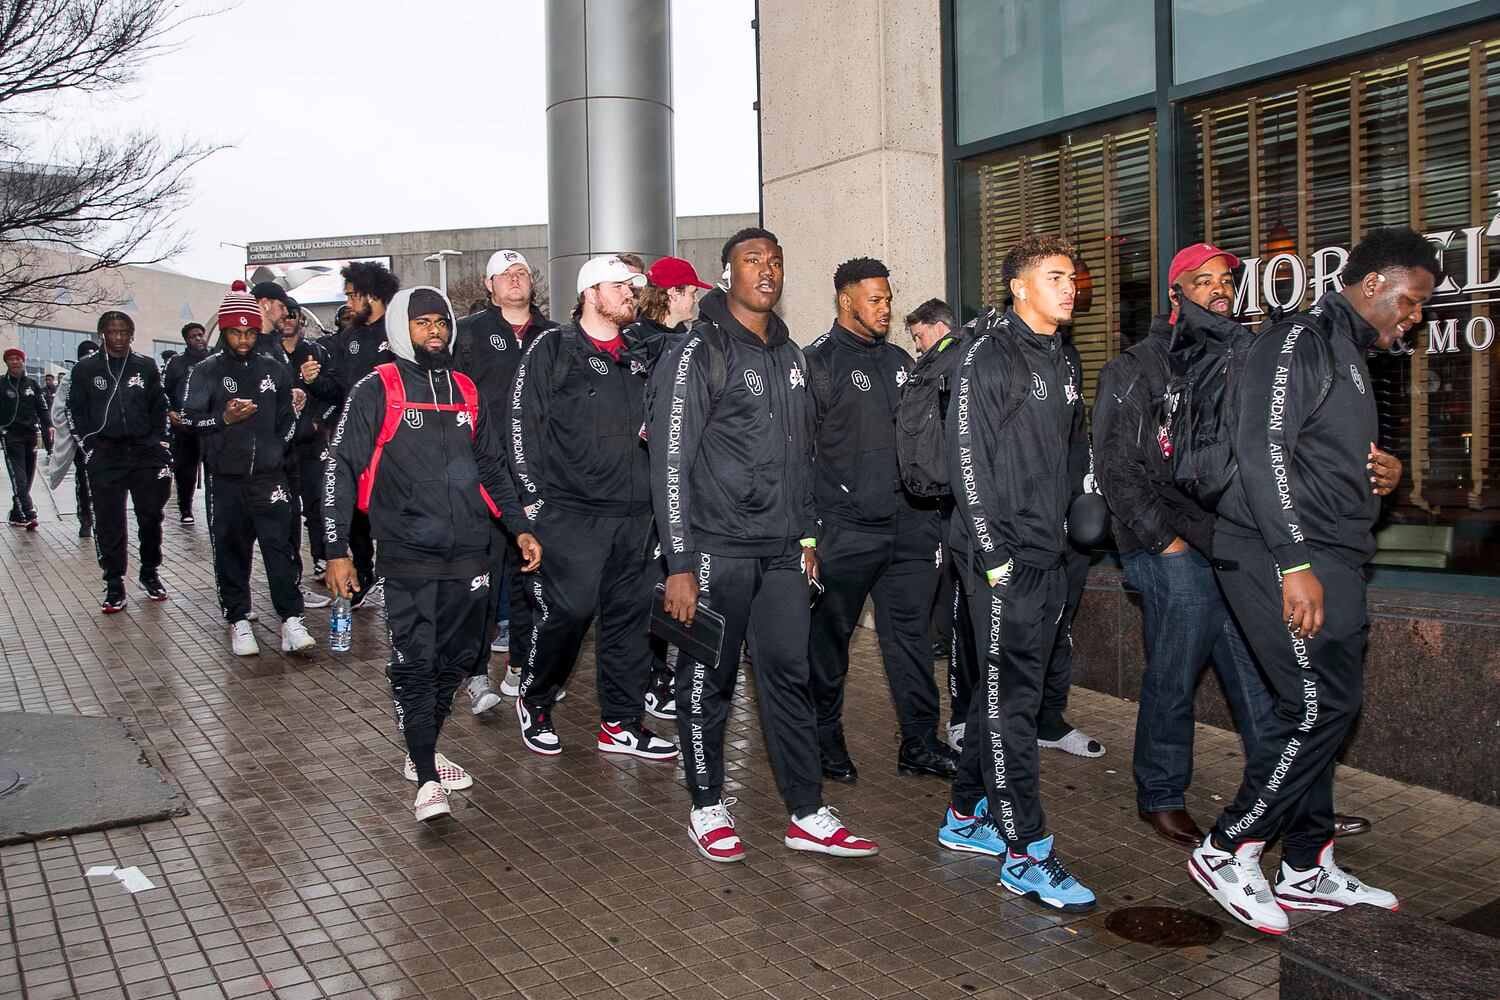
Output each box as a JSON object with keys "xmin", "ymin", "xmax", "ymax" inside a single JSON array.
[
  {"xmin": 938, "ymin": 800, "xmax": 1006, "ymax": 857},
  {"xmin": 1000, "ymin": 835, "xmax": 1096, "ymax": 913}
]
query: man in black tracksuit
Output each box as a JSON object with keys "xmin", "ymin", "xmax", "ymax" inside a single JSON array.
[
  {"xmin": 938, "ymin": 236, "xmax": 1095, "ymax": 912},
  {"xmin": 805, "ymin": 257, "xmax": 954, "ymax": 782},
  {"xmin": 303, "ymin": 261, "xmax": 398, "ymax": 604},
  {"xmin": 265, "ymin": 301, "xmax": 337, "ymax": 586},
  {"xmin": 164, "ymin": 322, "xmax": 210, "ymax": 523},
  {"xmin": 452, "ymin": 249, "xmax": 557, "ymax": 700},
  {"xmin": 509, "ymin": 255, "xmax": 676, "ymax": 761},
  {"xmin": 67, "ymin": 311, "xmax": 173, "ymax": 611},
  {"xmin": 3, "ymin": 348, "xmax": 51, "ymax": 528},
  {"xmin": 181, "ymin": 285, "xmax": 309, "ymax": 655},
  {"xmin": 652, "ymin": 228, "xmax": 879, "ymax": 863},
  {"xmin": 1190, "ymin": 229, "xmax": 1434, "ymax": 932},
  {"xmin": 325, "ymin": 286, "xmax": 541, "ymax": 823}
]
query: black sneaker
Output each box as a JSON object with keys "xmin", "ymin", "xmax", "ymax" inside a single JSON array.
[
  {"xmin": 7, "ymin": 510, "xmax": 24, "ymax": 528},
  {"xmin": 517, "ymin": 698, "xmax": 561, "ymax": 756},
  {"xmin": 644, "ymin": 672, "xmax": 676, "ymax": 721},
  {"xmin": 820, "ymin": 727, "xmax": 858, "ymax": 783},
  {"xmin": 898, "ymin": 734, "xmax": 960, "ymax": 779},
  {"xmin": 23, "ymin": 510, "xmax": 38, "ymax": 530},
  {"xmin": 101, "ymin": 582, "xmax": 127, "ymax": 614},
  {"xmin": 598, "ymin": 719, "xmax": 679, "ymax": 761},
  {"xmin": 139, "ymin": 571, "xmax": 168, "ymax": 602},
  {"xmin": 180, "ymin": 512, "xmax": 194, "ymax": 525}
]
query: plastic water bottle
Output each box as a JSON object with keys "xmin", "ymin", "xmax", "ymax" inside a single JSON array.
[{"xmin": 330, "ymin": 595, "xmax": 352, "ymax": 652}]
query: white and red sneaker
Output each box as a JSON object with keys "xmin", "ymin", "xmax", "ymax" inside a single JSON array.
[
  {"xmin": 784, "ymin": 806, "xmax": 880, "ymax": 857},
  {"xmin": 413, "ymin": 781, "xmax": 450, "ymax": 822},
  {"xmin": 1274, "ymin": 841, "xmax": 1399, "ymax": 912},
  {"xmin": 1189, "ymin": 837, "xmax": 1288, "ymax": 935},
  {"xmin": 598, "ymin": 720, "xmax": 679, "ymax": 761},
  {"xmin": 403, "ymin": 752, "xmax": 474, "ymax": 791},
  {"xmin": 689, "ymin": 798, "xmax": 745, "ymax": 863}
]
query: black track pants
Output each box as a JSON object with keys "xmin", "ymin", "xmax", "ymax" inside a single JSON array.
[
  {"xmin": 1036, "ymin": 550, "xmax": 1088, "ymax": 741},
  {"xmin": 518, "ymin": 507, "xmax": 654, "ymax": 721},
  {"xmin": 3, "ymin": 432, "xmax": 37, "ymax": 515},
  {"xmin": 386, "ymin": 575, "xmax": 490, "ymax": 750},
  {"xmin": 675, "ymin": 551, "xmax": 824, "ymax": 816},
  {"xmin": 289, "ymin": 444, "xmax": 327, "ymax": 565},
  {"xmin": 471, "ymin": 519, "xmax": 509, "ymax": 679},
  {"xmin": 506, "ymin": 531, "xmax": 534, "ymax": 672},
  {"xmin": 808, "ymin": 518, "xmax": 942, "ymax": 742},
  {"xmin": 950, "ymin": 561, "xmax": 1070, "ymax": 848},
  {"xmin": 205, "ymin": 471, "xmax": 304, "ymax": 623},
  {"xmin": 947, "ymin": 574, "xmax": 978, "ymax": 728},
  {"xmin": 1212, "ymin": 532, "xmax": 1367, "ymax": 868},
  {"xmin": 172, "ymin": 429, "xmax": 201, "ymax": 516},
  {"xmin": 350, "ymin": 509, "xmax": 375, "ymax": 591},
  {"xmin": 644, "ymin": 529, "xmax": 675, "ymax": 686},
  {"xmin": 91, "ymin": 464, "xmax": 170, "ymax": 584},
  {"xmin": 74, "ymin": 453, "xmax": 92, "ymax": 526}
]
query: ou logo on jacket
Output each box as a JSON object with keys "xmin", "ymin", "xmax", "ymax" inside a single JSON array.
[
  {"xmin": 403, "ymin": 409, "xmax": 423, "ymax": 429},
  {"xmin": 1031, "ymin": 372, "xmax": 1048, "ymax": 400},
  {"xmin": 490, "ymin": 334, "xmax": 506, "ymax": 351},
  {"xmin": 589, "ymin": 357, "xmax": 610, "ymax": 376},
  {"xmin": 1350, "ymin": 365, "xmax": 1366, "ymax": 395},
  {"xmin": 223, "ymin": 377, "xmax": 238, "ymax": 393},
  {"xmin": 744, "ymin": 369, "xmax": 764, "ymax": 396},
  {"xmin": 851, "ymin": 370, "xmax": 871, "ymax": 392}
]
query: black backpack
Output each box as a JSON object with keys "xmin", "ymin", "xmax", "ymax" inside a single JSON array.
[
  {"xmin": 640, "ymin": 322, "xmax": 734, "ymax": 440},
  {"xmin": 895, "ymin": 308, "xmax": 1026, "ymax": 498},
  {"xmin": 1163, "ymin": 302, "xmax": 1334, "ymax": 511}
]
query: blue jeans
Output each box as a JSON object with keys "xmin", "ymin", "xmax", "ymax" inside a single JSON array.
[{"xmin": 1121, "ymin": 546, "xmax": 1273, "ymax": 813}]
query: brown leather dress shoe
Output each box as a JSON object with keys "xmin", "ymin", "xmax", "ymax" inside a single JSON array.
[
  {"xmin": 1333, "ymin": 814, "xmax": 1371, "ymax": 837},
  {"xmin": 1138, "ymin": 808, "xmax": 1204, "ymax": 846}
]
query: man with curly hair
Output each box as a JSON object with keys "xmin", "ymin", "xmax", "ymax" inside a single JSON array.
[{"xmin": 936, "ymin": 234, "xmax": 1097, "ymax": 913}]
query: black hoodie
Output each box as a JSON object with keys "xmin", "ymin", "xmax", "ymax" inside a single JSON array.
[
  {"xmin": 306, "ymin": 316, "xmax": 392, "ymax": 409},
  {"xmin": 163, "ymin": 345, "xmax": 209, "ymax": 410},
  {"xmin": 805, "ymin": 322, "xmax": 925, "ymax": 532},
  {"xmin": 1216, "ymin": 291, "xmax": 1382, "ymax": 571},
  {"xmin": 647, "ymin": 288, "xmax": 816, "ymax": 574},
  {"xmin": 66, "ymin": 350, "xmax": 170, "ymax": 478},
  {"xmin": 452, "ymin": 303, "xmax": 557, "ymax": 410},
  {"xmin": 1, "ymin": 372, "xmax": 51, "ymax": 438},
  {"xmin": 947, "ymin": 308, "xmax": 1090, "ymax": 577},
  {"xmin": 510, "ymin": 324, "xmax": 652, "ymax": 519},
  {"xmin": 623, "ymin": 314, "xmax": 689, "ymax": 373},
  {"xmin": 1092, "ymin": 301, "xmax": 1232, "ymax": 556},
  {"xmin": 179, "ymin": 346, "xmax": 294, "ymax": 478}
]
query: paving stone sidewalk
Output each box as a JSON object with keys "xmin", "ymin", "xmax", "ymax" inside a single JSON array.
[{"xmin": 1, "ymin": 486, "xmax": 1497, "ymax": 999}]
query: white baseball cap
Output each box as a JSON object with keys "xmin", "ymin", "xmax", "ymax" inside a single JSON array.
[
  {"xmin": 485, "ymin": 249, "xmax": 530, "ymax": 277},
  {"xmin": 576, "ymin": 254, "xmax": 648, "ymax": 294}
]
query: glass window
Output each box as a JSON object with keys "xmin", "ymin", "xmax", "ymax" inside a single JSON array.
[
  {"xmin": 19, "ymin": 325, "xmax": 96, "ymax": 378},
  {"xmin": 955, "ymin": 0, "xmax": 1156, "ymax": 145},
  {"xmin": 957, "ymin": 113, "xmax": 1158, "ymax": 405},
  {"xmin": 1183, "ymin": 26, "xmax": 1500, "ymax": 575},
  {"xmin": 1172, "ymin": 0, "xmax": 1478, "ymax": 84}
]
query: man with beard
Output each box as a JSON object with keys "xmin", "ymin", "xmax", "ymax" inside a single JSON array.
[
  {"xmin": 67, "ymin": 312, "xmax": 172, "ymax": 612},
  {"xmin": 935, "ymin": 235, "xmax": 1096, "ymax": 913},
  {"xmin": 804, "ymin": 258, "xmax": 954, "ymax": 783},
  {"xmin": 2, "ymin": 348, "xmax": 50, "ymax": 529},
  {"xmin": 509, "ymin": 255, "xmax": 677, "ymax": 762},
  {"xmin": 1094, "ymin": 244, "xmax": 1378, "ymax": 849},
  {"xmin": 1189, "ymin": 229, "xmax": 1432, "ymax": 934},
  {"xmin": 164, "ymin": 322, "xmax": 210, "ymax": 524},
  {"xmin": 181, "ymin": 282, "xmax": 313, "ymax": 656},
  {"xmin": 302, "ymin": 260, "xmax": 398, "ymax": 607},
  {"xmin": 270, "ymin": 300, "xmax": 337, "ymax": 600},
  {"xmin": 651, "ymin": 228, "xmax": 880, "ymax": 863},
  {"xmin": 325, "ymin": 286, "xmax": 541, "ymax": 823},
  {"xmin": 452, "ymin": 249, "xmax": 558, "ymax": 711}
]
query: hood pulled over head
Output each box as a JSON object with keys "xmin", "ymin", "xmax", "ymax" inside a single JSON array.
[{"xmin": 385, "ymin": 285, "xmax": 456, "ymax": 364}]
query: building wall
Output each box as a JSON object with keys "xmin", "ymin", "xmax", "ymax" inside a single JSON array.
[
  {"xmin": 0, "ymin": 253, "xmax": 228, "ymax": 374},
  {"xmin": 757, "ymin": 0, "xmax": 946, "ymax": 348}
]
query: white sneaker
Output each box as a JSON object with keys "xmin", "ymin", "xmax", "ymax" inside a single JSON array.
[
  {"xmin": 231, "ymin": 619, "xmax": 259, "ymax": 656},
  {"xmin": 1038, "ymin": 729, "xmax": 1105, "ymax": 757},
  {"xmin": 1274, "ymin": 842, "xmax": 1399, "ymax": 912},
  {"xmin": 467, "ymin": 675, "xmax": 501, "ymax": 715},
  {"xmin": 490, "ymin": 621, "xmax": 510, "ymax": 653},
  {"xmin": 246, "ymin": 610, "xmax": 259, "ymax": 622},
  {"xmin": 946, "ymin": 722, "xmax": 965, "ymax": 753},
  {"xmin": 280, "ymin": 616, "xmax": 316, "ymax": 652},
  {"xmin": 403, "ymin": 752, "xmax": 474, "ymax": 791},
  {"xmin": 413, "ymin": 781, "xmax": 450, "ymax": 822},
  {"xmin": 299, "ymin": 586, "xmax": 332, "ymax": 609},
  {"xmin": 498, "ymin": 663, "xmax": 522, "ymax": 697},
  {"xmin": 784, "ymin": 806, "xmax": 880, "ymax": 857},
  {"xmin": 313, "ymin": 559, "xmax": 327, "ymax": 581},
  {"xmin": 1189, "ymin": 838, "xmax": 1288, "ymax": 935},
  {"xmin": 689, "ymin": 798, "xmax": 745, "ymax": 863}
]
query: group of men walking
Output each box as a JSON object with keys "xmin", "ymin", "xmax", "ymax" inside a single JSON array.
[{"xmin": 11, "ymin": 221, "xmax": 1435, "ymax": 936}]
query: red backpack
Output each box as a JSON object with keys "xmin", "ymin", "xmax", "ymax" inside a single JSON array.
[{"xmin": 356, "ymin": 363, "xmax": 501, "ymax": 517}]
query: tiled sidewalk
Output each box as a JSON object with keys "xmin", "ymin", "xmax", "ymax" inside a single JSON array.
[{"xmin": 1, "ymin": 487, "xmax": 1497, "ymax": 999}]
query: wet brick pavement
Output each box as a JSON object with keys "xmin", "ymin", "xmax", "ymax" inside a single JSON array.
[{"xmin": 1, "ymin": 480, "xmax": 1498, "ymax": 998}]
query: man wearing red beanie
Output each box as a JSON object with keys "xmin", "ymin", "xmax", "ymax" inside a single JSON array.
[{"xmin": 2, "ymin": 348, "xmax": 50, "ymax": 529}]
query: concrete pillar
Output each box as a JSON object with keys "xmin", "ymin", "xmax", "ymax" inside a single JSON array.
[{"xmin": 545, "ymin": 0, "xmax": 676, "ymax": 320}]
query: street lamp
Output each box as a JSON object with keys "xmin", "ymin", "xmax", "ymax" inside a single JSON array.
[{"xmin": 424, "ymin": 250, "xmax": 463, "ymax": 294}]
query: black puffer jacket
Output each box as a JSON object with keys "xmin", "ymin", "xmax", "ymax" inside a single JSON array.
[
  {"xmin": 179, "ymin": 348, "xmax": 294, "ymax": 477},
  {"xmin": 647, "ymin": 288, "xmax": 816, "ymax": 574}
]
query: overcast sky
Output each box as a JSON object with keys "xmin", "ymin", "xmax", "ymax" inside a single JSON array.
[{"xmin": 40, "ymin": 0, "xmax": 759, "ymax": 282}]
